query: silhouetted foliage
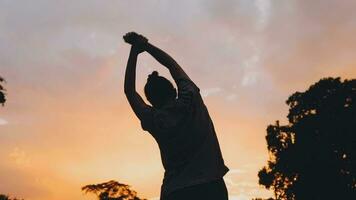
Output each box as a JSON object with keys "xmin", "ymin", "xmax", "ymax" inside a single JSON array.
[
  {"xmin": 0, "ymin": 194, "xmax": 23, "ymax": 200},
  {"xmin": 0, "ymin": 195, "xmax": 8, "ymax": 200},
  {"xmin": 259, "ymin": 77, "xmax": 356, "ymax": 199},
  {"xmin": 0, "ymin": 76, "xmax": 6, "ymax": 105},
  {"xmin": 82, "ymin": 180, "xmax": 146, "ymax": 200}
]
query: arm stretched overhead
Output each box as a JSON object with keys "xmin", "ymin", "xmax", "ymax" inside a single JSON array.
[
  {"xmin": 123, "ymin": 33, "xmax": 150, "ymax": 119},
  {"xmin": 144, "ymin": 42, "xmax": 191, "ymax": 84},
  {"xmin": 123, "ymin": 32, "xmax": 198, "ymax": 119}
]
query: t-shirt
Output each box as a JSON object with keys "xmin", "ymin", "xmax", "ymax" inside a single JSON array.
[{"xmin": 140, "ymin": 78, "xmax": 229, "ymax": 198}]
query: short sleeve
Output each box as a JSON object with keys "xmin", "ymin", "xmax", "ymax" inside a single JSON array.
[
  {"xmin": 140, "ymin": 106, "xmax": 154, "ymax": 131},
  {"xmin": 176, "ymin": 78, "xmax": 200, "ymax": 110}
]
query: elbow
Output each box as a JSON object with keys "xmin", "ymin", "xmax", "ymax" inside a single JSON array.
[
  {"xmin": 124, "ymin": 83, "xmax": 131, "ymax": 94},
  {"xmin": 124, "ymin": 87, "xmax": 134, "ymax": 96},
  {"xmin": 124, "ymin": 88, "xmax": 130, "ymax": 95}
]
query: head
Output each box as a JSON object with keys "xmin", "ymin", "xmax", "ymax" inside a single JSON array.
[{"xmin": 144, "ymin": 71, "xmax": 177, "ymax": 108}]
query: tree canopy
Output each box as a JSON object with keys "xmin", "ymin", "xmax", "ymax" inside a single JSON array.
[
  {"xmin": 0, "ymin": 76, "xmax": 5, "ymax": 105},
  {"xmin": 259, "ymin": 77, "xmax": 356, "ymax": 199},
  {"xmin": 0, "ymin": 194, "xmax": 23, "ymax": 200},
  {"xmin": 82, "ymin": 180, "xmax": 146, "ymax": 200}
]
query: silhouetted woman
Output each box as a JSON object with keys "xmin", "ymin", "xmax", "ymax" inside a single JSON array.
[{"xmin": 123, "ymin": 32, "xmax": 229, "ymax": 200}]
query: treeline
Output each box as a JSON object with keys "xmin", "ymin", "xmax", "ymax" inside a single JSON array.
[
  {"xmin": 258, "ymin": 78, "xmax": 356, "ymax": 199},
  {"xmin": 0, "ymin": 194, "xmax": 23, "ymax": 200},
  {"xmin": 0, "ymin": 76, "xmax": 6, "ymax": 105}
]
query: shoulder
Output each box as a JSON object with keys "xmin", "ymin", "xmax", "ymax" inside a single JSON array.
[
  {"xmin": 176, "ymin": 78, "xmax": 202, "ymax": 110},
  {"xmin": 177, "ymin": 78, "xmax": 200, "ymax": 93}
]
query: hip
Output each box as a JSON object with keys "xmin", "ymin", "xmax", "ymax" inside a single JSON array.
[{"xmin": 162, "ymin": 178, "xmax": 228, "ymax": 200}]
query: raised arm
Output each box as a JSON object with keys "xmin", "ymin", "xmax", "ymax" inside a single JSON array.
[
  {"xmin": 144, "ymin": 42, "xmax": 191, "ymax": 83},
  {"xmin": 124, "ymin": 33, "xmax": 150, "ymax": 119}
]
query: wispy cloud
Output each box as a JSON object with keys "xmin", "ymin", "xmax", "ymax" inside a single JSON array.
[
  {"xmin": 226, "ymin": 93, "xmax": 238, "ymax": 101},
  {"xmin": 0, "ymin": 1, "xmax": 355, "ymax": 199},
  {"xmin": 8, "ymin": 147, "xmax": 31, "ymax": 168},
  {"xmin": 0, "ymin": 117, "xmax": 8, "ymax": 125},
  {"xmin": 255, "ymin": 0, "xmax": 272, "ymax": 29},
  {"xmin": 201, "ymin": 87, "xmax": 223, "ymax": 97}
]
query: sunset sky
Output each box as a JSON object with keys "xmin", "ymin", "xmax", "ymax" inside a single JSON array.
[{"xmin": 1, "ymin": 0, "xmax": 356, "ymax": 200}]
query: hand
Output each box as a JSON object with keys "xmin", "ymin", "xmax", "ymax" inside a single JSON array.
[
  {"xmin": 123, "ymin": 32, "xmax": 148, "ymax": 46},
  {"xmin": 124, "ymin": 32, "xmax": 148, "ymax": 54}
]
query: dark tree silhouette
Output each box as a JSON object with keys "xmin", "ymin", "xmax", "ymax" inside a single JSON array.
[
  {"xmin": 82, "ymin": 180, "xmax": 146, "ymax": 200},
  {"xmin": 0, "ymin": 195, "xmax": 9, "ymax": 200},
  {"xmin": 258, "ymin": 77, "xmax": 356, "ymax": 199},
  {"xmin": 0, "ymin": 194, "xmax": 23, "ymax": 200},
  {"xmin": 0, "ymin": 76, "xmax": 6, "ymax": 105},
  {"xmin": 0, "ymin": 78, "xmax": 13, "ymax": 199}
]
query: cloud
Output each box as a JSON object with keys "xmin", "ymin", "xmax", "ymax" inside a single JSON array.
[
  {"xmin": 226, "ymin": 93, "xmax": 238, "ymax": 101},
  {"xmin": 8, "ymin": 147, "xmax": 31, "ymax": 168},
  {"xmin": 201, "ymin": 87, "xmax": 223, "ymax": 97},
  {"xmin": 0, "ymin": 1, "xmax": 355, "ymax": 200},
  {"xmin": 259, "ymin": 0, "xmax": 356, "ymax": 90},
  {"xmin": 255, "ymin": 0, "xmax": 272, "ymax": 29},
  {"xmin": 241, "ymin": 72, "xmax": 259, "ymax": 86},
  {"xmin": 0, "ymin": 118, "xmax": 8, "ymax": 125}
]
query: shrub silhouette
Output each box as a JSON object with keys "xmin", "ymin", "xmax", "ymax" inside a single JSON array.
[
  {"xmin": 0, "ymin": 76, "xmax": 6, "ymax": 105},
  {"xmin": 258, "ymin": 77, "xmax": 356, "ymax": 199},
  {"xmin": 0, "ymin": 194, "xmax": 23, "ymax": 200},
  {"xmin": 0, "ymin": 195, "xmax": 10, "ymax": 200},
  {"xmin": 82, "ymin": 180, "xmax": 146, "ymax": 200}
]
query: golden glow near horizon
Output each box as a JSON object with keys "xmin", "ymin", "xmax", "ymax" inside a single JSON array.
[{"xmin": 1, "ymin": 1, "xmax": 356, "ymax": 200}]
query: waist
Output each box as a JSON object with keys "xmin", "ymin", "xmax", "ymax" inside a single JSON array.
[{"xmin": 161, "ymin": 162, "xmax": 229, "ymax": 197}]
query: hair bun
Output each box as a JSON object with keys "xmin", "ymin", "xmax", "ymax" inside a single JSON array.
[{"xmin": 148, "ymin": 71, "xmax": 159, "ymax": 81}]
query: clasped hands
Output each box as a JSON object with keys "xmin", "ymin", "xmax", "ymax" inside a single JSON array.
[{"xmin": 123, "ymin": 32, "xmax": 148, "ymax": 54}]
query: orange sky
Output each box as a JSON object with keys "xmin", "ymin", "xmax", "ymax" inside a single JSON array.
[{"xmin": 1, "ymin": 1, "xmax": 356, "ymax": 200}]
